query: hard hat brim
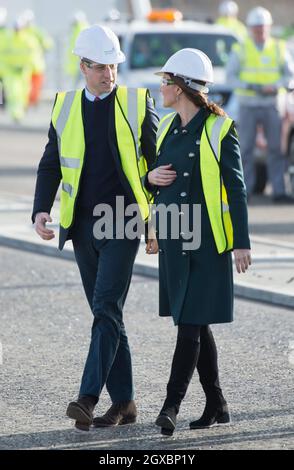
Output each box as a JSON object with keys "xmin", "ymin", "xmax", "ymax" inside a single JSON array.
[
  {"xmin": 154, "ymin": 48, "xmax": 214, "ymax": 84},
  {"xmin": 73, "ymin": 49, "xmax": 126, "ymax": 64}
]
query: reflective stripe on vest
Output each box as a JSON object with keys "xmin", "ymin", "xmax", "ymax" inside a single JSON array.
[
  {"xmin": 52, "ymin": 89, "xmax": 85, "ymax": 230},
  {"xmin": 235, "ymin": 37, "xmax": 286, "ymax": 97},
  {"xmin": 157, "ymin": 113, "xmax": 233, "ymax": 253},
  {"xmin": 201, "ymin": 115, "xmax": 233, "ymax": 253},
  {"xmin": 156, "ymin": 112, "xmax": 176, "ymax": 153},
  {"xmin": 51, "ymin": 87, "xmax": 150, "ymax": 229},
  {"xmin": 115, "ymin": 86, "xmax": 151, "ymax": 217}
]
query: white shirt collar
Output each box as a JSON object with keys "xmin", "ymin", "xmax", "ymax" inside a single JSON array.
[{"xmin": 85, "ymin": 87, "xmax": 112, "ymax": 102}]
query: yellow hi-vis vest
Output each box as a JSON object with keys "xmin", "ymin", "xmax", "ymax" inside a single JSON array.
[
  {"xmin": 216, "ymin": 17, "xmax": 247, "ymax": 41},
  {"xmin": 234, "ymin": 37, "xmax": 286, "ymax": 97},
  {"xmin": 51, "ymin": 86, "xmax": 151, "ymax": 229},
  {"xmin": 156, "ymin": 112, "xmax": 234, "ymax": 254}
]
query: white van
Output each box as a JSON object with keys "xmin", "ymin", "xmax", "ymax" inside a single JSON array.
[{"xmin": 103, "ymin": 15, "xmax": 239, "ymax": 118}]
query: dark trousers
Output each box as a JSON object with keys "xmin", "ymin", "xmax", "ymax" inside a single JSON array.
[
  {"xmin": 71, "ymin": 216, "xmax": 140, "ymax": 403},
  {"xmin": 196, "ymin": 325, "xmax": 225, "ymax": 406},
  {"xmin": 163, "ymin": 324, "xmax": 225, "ymax": 411}
]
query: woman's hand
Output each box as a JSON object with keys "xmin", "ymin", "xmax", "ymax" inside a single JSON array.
[
  {"xmin": 148, "ymin": 164, "xmax": 177, "ymax": 186},
  {"xmin": 233, "ymin": 249, "xmax": 252, "ymax": 273},
  {"xmin": 145, "ymin": 226, "xmax": 159, "ymax": 254}
]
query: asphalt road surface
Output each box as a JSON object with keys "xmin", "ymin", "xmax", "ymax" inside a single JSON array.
[{"xmin": 0, "ymin": 246, "xmax": 293, "ymax": 450}]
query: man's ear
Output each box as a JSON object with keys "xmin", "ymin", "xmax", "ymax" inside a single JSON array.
[{"xmin": 80, "ymin": 62, "xmax": 85, "ymax": 75}]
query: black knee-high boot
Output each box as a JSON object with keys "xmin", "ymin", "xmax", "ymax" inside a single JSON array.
[
  {"xmin": 156, "ymin": 325, "xmax": 201, "ymax": 435},
  {"xmin": 190, "ymin": 326, "xmax": 230, "ymax": 429}
]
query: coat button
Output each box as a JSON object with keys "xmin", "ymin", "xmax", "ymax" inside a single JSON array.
[
  {"xmin": 188, "ymin": 152, "xmax": 195, "ymax": 158},
  {"xmin": 180, "ymin": 192, "xmax": 187, "ymax": 197},
  {"xmin": 182, "ymin": 251, "xmax": 187, "ymax": 256},
  {"xmin": 159, "ymin": 248, "xmax": 163, "ymax": 253},
  {"xmin": 157, "ymin": 150, "xmax": 161, "ymax": 156},
  {"xmin": 156, "ymin": 190, "xmax": 160, "ymax": 195},
  {"xmin": 173, "ymin": 129, "xmax": 178, "ymax": 134},
  {"xmin": 179, "ymin": 211, "xmax": 185, "ymax": 216},
  {"xmin": 183, "ymin": 172, "xmax": 189, "ymax": 177},
  {"xmin": 195, "ymin": 140, "xmax": 201, "ymax": 145},
  {"xmin": 182, "ymin": 129, "xmax": 188, "ymax": 134}
]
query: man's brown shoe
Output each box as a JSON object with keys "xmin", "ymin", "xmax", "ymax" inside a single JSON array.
[
  {"xmin": 66, "ymin": 395, "xmax": 97, "ymax": 426},
  {"xmin": 75, "ymin": 421, "xmax": 91, "ymax": 432},
  {"xmin": 93, "ymin": 400, "xmax": 137, "ymax": 427}
]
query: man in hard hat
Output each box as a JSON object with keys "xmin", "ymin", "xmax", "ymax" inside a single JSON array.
[
  {"xmin": 20, "ymin": 9, "xmax": 53, "ymax": 105},
  {"xmin": 226, "ymin": 6, "xmax": 294, "ymax": 203},
  {"xmin": 2, "ymin": 18, "xmax": 36, "ymax": 121},
  {"xmin": 216, "ymin": 1, "xmax": 247, "ymax": 41},
  {"xmin": 32, "ymin": 24, "xmax": 158, "ymax": 431}
]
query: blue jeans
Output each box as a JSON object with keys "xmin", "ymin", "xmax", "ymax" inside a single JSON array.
[{"xmin": 71, "ymin": 216, "xmax": 140, "ymax": 403}]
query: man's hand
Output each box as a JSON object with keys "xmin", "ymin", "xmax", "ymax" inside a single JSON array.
[
  {"xmin": 233, "ymin": 249, "xmax": 251, "ymax": 273},
  {"xmin": 34, "ymin": 212, "xmax": 55, "ymax": 240},
  {"xmin": 148, "ymin": 164, "xmax": 177, "ymax": 186}
]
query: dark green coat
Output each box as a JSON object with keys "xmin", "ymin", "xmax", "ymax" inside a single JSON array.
[{"xmin": 150, "ymin": 108, "xmax": 250, "ymax": 326}]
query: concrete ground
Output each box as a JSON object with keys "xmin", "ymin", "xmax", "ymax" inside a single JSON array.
[
  {"xmin": 0, "ymin": 246, "xmax": 293, "ymax": 450},
  {"xmin": 0, "ymin": 108, "xmax": 293, "ymax": 451}
]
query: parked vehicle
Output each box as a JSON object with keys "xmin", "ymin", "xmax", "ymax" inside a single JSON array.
[{"xmin": 102, "ymin": 10, "xmax": 239, "ymax": 119}]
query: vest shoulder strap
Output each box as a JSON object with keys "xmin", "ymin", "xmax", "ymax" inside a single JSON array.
[
  {"xmin": 156, "ymin": 112, "xmax": 176, "ymax": 149},
  {"xmin": 52, "ymin": 89, "xmax": 82, "ymax": 136},
  {"xmin": 115, "ymin": 86, "xmax": 148, "ymax": 133},
  {"xmin": 116, "ymin": 85, "xmax": 148, "ymax": 107},
  {"xmin": 204, "ymin": 114, "xmax": 233, "ymax": 162}
]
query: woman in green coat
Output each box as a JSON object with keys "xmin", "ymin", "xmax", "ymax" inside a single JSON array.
[{"xmin": 145, "ymin": 48, "xmax": 251, "ymax": 436}]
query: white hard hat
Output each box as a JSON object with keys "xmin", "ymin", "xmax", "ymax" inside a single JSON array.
[
  {"xmin": 14, "ymin": 17, "xmax": 25, "ymax": 30},
  {"xmin": 0, "ymin": 7, "xmax": 7, "ymax": 26},
  {"xmin": 155, "ymin": 48, "xmax": 213, "ymax": 93},
  {"xmin": 219, "ymin": 1, "xmax": 239, "ymax": 17},
  {"xmin": 105, "ymin": 8, "xmax": 121, "ymax": 21},
  {"xmin": 246, "ymin": 6, "xmax": 273, "ymax": 26},
  {"xmin": 72, "ymin": 10, "xmax": 87, "ymax": 23},
  {"xmin": 73, "ymin": 24, "xmax": 125, "ymax": 64},
  {"xmin": 21, "ymin": 9, "xmax": 35, "ymax": 25}
]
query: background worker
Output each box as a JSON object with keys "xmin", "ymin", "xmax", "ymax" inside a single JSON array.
[
  {"xmin": 65, "ymin": 11, "xmax": 89, "ymax": 87},
  {"xmin": 216, "ymin": 1, "xmax": 247, "ymax": 41},
  {"xmin": 2, "ymin": 18, "xmax": 35, "ymax": 121},
  {"xmin": 226, "ymin": 6, "xmax": 294, "ymax": 202},
  {"xmin": 20, "ymin": 9, "xmax": 53, "ymax": 105}
]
